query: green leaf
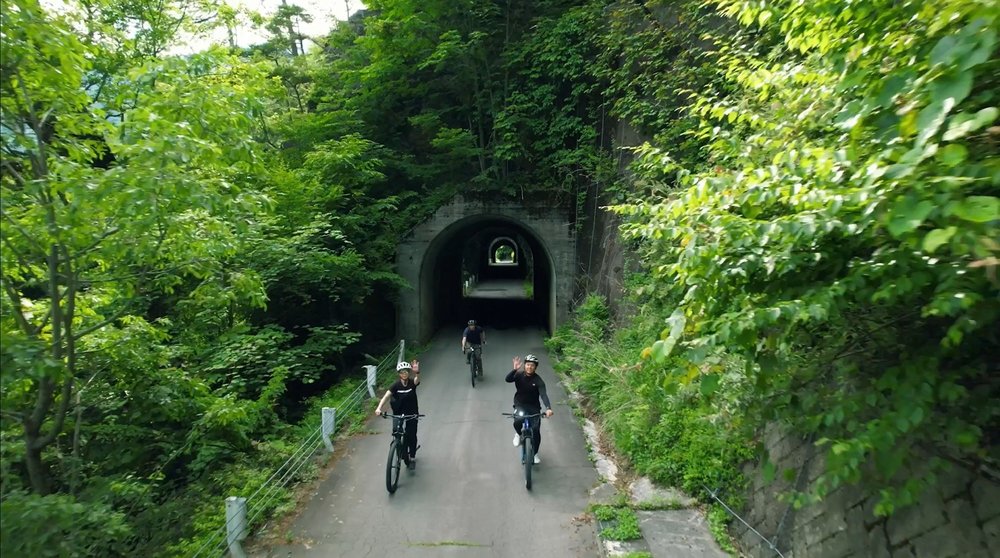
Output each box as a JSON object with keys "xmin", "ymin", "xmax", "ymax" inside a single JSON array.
[
  {"xmin": 931, "ymin": 71, "xmax": 973, "ymax": 106},
  {"xmin": 834, "ymin": 100, "xmax": 871, "ymax": 130},
  {"xmin": 923, "ymin": 227, "xmax": 957, "ymax": 253},
  {"xmin": 888, "ymin": 199, "xmax": 936, "ymax": 237},
  {"xmin": 700, "ymin": 373, "xmax": 721, "ymax": 396},
  {"xmin": 650, "ymin": 339, "xmax": 672, "ymax": 362},
  {"xmin": 937, "ymin": 144, "xmax": 968, "ymax": 167},
  {"xmin": 953, "ymin": 196, "xmax": 1000, "ymax": 223},
  {"xmin": 960, "ymin": 25, "xmax": 996, "ymax": 71},
  {"xmin": 875, "ymin": 75, "xmax": 908, "ymax": 108},
  {"xmin": 916, "ymin": 98, "xmax": 955, "ymax": 145},
  {"xmin": 930, "ymin": 35, "xmax": 959, "ymax": 66}
]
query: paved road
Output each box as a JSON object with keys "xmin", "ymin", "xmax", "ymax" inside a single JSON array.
[{"xmin": 261, "ymin": 326, "xmax": 600, "ymax": 557}]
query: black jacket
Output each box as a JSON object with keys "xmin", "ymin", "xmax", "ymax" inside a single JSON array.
[{"xmin": 505, "ymin": 369, "xmax": 551, "ymax": 412}]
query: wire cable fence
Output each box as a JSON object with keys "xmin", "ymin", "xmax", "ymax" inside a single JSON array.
[
  {"xmin": 703, "ymin": 484, "xmax": 787, "ymax": 558},
  {"xmin": 189, "ymin": 341, "xmax": 404, "ymax": 558}
]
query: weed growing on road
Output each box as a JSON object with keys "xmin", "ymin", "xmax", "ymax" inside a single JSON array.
[{"xmin": 592, "ymin": 504, "xmax": 642, "ymax": 541}]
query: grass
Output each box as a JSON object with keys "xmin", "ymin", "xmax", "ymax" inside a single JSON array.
[{"xmin": 592, "ymin": 504, "xmax": 643, "ymax": 541}]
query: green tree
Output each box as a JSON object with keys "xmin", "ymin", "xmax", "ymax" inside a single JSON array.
[
  {"xmin": 0, "ymin": 0, "xmax": 275, "ymax": 494},
  {"xmin": 266, "ymin": 0, "xmax": 313, "ymax": 57}
]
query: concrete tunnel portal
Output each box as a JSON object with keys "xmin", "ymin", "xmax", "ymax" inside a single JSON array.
[{"xmin": 396, "ymin": 196, "xmax": 576, "ymax": 345}]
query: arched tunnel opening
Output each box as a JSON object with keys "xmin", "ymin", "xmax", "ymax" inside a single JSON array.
[{"xmin": 419, "ymin": 215, "xmax": 553, "ymax": 338}]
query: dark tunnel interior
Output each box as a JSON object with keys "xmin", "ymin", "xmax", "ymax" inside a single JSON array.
[{"xmin": 423, "ymin": 217, "xmax": 552, "ymax": 337}]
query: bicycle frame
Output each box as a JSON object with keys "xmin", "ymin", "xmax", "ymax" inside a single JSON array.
[
  {"xmin": 381, "ymin": 413, "xmax": 423, "ymax": 494},
  {"xmin": 502, "ymin": 410, "xmax": 544, "ymax": 490},
  {"xmin": 465, "ymin": 345, "xmax": 483, "ymax": 387}
]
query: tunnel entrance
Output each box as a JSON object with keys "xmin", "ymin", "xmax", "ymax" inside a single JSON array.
[
  {"xmin": 396, "ymin": 196, "xmax": 575, "ymax": 344},
  {"xmin": 423, "ymin": 217, "xmax": 552, "ymax": 337}
]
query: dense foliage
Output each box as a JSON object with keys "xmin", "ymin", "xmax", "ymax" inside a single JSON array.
[
  {"xmin": 1, "ymin": 0, "xmax": 404, "ymax": 554},
  {"xmin": 547, "ymin": 293, "xmax": 753, "ymax": 548},
  {"xmin": 2, "ymin": 0, "xmax": 995, "ymax": 554},
  {"xmin": 614, "ymin": 0, "xmax": 999, "ymax": 515}
]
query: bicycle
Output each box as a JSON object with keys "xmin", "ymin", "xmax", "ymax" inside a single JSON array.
[
  {"xmin": 501, "ymin": 410, "xmax": 544, "ymax": 490},
  {"xmin": 464, "ymin": 344, "xmax": 483, "ymax": 387},
  {"xmin": 381, "ymin": 412, "xmax": 424, "ymax": 494}
]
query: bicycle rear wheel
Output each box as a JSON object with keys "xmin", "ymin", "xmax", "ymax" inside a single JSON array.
[
  {"xmin": 523, "ymin": 436, "xmax": 534, "ymax": 490},
  {"xmin": 386, "ymin": 439, "xmax": 402, "ymax": 493}
]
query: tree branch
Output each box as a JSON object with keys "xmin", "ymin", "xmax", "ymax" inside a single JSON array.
[
  {"xmin": 1, "ymin": 409, "xmax": 25, "ymax": 421},
  {"xmin": 1, "ymin": 158, "xmax": 28, "ymax": 187},
  {"xmin": 69, "ymin": 225, "xmax": 120, "ymax": 261},
  {"xmin": 0, "ymin": 206, "xmax": 47, "ymax": 254},
  {"xmin": 0, "ymin": 227, "xmax": 40, "ymax": 277},
  {"xmin": 1, "ymin": 277, "xmax": 39, "ymax": 336},
  {"xmin": 71, "ymin": 306, "xmax": 130, "ymax": 342},
  {"xmin": 81, "ymin": 257, "xmax": 212, "ymax": 284},
  {"xmin": 34, "ymin": 376, "xmax": 73, "ymax": 449},
  {"xmin": 14, "ymin": 66, "xmax": 50, "ymax": 179}
]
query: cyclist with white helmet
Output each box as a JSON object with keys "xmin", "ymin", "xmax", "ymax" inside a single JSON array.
[
  {"xmin": 505, "ymin": 354, "xmax": 553, "ymax": 464},
  {"xmin": 375, "ymin": 360, "xmax": 421, "ymax": 467}
]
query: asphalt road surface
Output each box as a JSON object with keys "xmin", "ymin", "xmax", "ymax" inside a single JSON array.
[{"xmin": 260, "ymin": 326, "xmax": 600, "ymax": 557}]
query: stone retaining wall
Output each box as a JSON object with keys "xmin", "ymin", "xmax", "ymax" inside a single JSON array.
[{"xmin": 734, "ymin": 425, "xmax": 999, "ymax": 557}]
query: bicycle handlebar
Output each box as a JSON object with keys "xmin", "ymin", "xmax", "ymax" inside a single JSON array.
[
  {"xmin": 501, "ymin": 412, "xmax": 546, "ymax": 419},
  {"xmin": 381, "ymin": 413, "xmax": 425, "ymax": 419}
]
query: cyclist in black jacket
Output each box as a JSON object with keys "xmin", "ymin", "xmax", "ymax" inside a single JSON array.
[
  {"xmin": 461, "ymin": 319, "xmax": 486, "ymax": 366},
  {"xmin": 375, "ymin": 360, "xmax": 421, "ymax": 468},
  {"xmin": 505, "ymin": 354, "xmax": 554, "ymax": 464}
]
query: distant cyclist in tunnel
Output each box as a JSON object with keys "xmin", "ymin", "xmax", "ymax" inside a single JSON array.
[
  {"xmin": 461, "ymin": 319, "xmax": 486, "ymax": 375},
  {"xmin": 506, "ymin": 354, "xmax": 553, "ymax": 464}
]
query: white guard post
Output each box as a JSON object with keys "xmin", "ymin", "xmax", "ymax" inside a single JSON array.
[
  {"xmin": 322, "ymin": 407, "xmax": 336, "ymax": 452},
  {"xmin": 225, "ymin": 496, "xmax": 248, "ymax": 558},
  {"xmin": 364, "ymin": 365, "xmax": 377, "ymax": 398}
]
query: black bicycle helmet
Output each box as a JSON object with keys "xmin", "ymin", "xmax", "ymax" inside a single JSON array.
[
  {"xmin": 524, "ymin": 354, "xmax": 539, "ymax": 364},
  {"xmin": 468, "ymin": 319, "xmax": 476, "ymax": 325}
]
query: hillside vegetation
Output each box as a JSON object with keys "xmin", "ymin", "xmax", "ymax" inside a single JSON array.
[{"xmin": 2, "ymin": 0, "xmax": 996, "ymax": 555}]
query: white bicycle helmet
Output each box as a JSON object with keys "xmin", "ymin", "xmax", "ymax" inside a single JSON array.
[
  {"xmin": 524, "ymin": 354, "xmax": 539, "ymax": 364},
  {"xmin": 396, "ymin": 361, "xmax": 413, "ymax": 372}
]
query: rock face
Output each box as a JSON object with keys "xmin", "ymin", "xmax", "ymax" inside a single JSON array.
[{"xmin": 735, "ymin": 425, "xmax": 1000, "ymax": 558}]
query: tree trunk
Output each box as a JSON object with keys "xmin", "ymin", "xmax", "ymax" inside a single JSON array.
[{"xmin": 24, "ymin": 431, "xmax": 50, "ymax": 495}]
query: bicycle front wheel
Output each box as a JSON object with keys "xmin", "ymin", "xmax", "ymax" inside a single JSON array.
[
  {"xmin": 523, "ymin": 436, "xmax": 534, "ymax": 490},
  {"xmin": 470, "ymin": 357, "xmax": 476, "ymax": 388},
  {"xmin": 386, "ymin": 439, "xmax": 402, "ymax": 493}
]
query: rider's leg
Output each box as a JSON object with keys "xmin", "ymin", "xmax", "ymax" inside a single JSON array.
[
  {"xmin": 512, "ymin": 420, "xmax": 523, "ymax": 446},
  {"xmin": 529, "ymin": 415, "xmax": 542, "ymax": 454},
  {"xmin": 405, "ymin": 418, "xmax": 418, "ymax": 459}
]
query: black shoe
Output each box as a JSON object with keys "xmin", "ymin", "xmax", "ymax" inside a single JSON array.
[{"xmin": 407, "ymin": 461, "xmax": 416, "ymax": 470}]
